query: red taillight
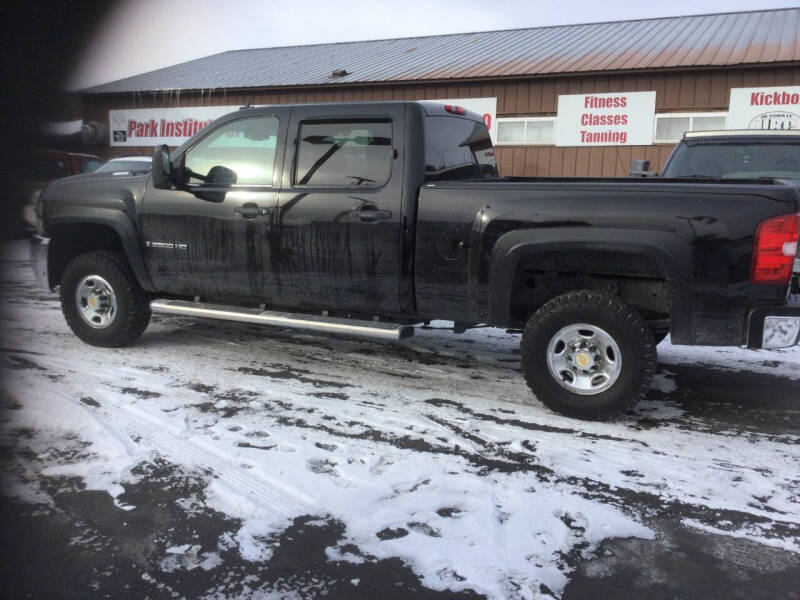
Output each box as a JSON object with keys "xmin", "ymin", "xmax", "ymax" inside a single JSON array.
[
  {"xmin": 751, "ymin": 213, "xmax": 799, "ymax": 284},
  {"xmin": 444, "ymin": 104, "xmax": 467, "ymax": 116}
]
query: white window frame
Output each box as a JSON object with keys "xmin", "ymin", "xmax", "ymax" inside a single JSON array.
[
  {"xmin": 653, "ymin": 112, "xmax": 728, "ymax": 143},
  {"xmin": 496, "ymin": 116, "xmax": 556, "ymax": 145}
]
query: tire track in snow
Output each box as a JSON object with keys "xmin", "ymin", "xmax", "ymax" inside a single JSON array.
[
  {"xmin": 0, "ymin": 351, "xmax": 315, "ymax": 522},
  {"xmin": 89, "ymin": 386, "xmax": 316, "ymax": 519}
]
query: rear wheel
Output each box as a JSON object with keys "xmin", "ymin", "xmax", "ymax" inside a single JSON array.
[
  {"xmin": 60, "ymin": 250, "xmax": 151, "ymax": 347},
  {"xmin": 520, "ymin": 290, "xmax": 656, "ymax": 420}
]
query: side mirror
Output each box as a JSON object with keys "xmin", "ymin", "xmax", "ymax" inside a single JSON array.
[
  {"xmin": 206, "ymin": 165, "xmax": 238, "ymax": 185},
  {"xmin": 151, "ymin": 144, "xmax": 172, "ymax": 189},
  {"xmin": 629, "ymin": 159, "xmax": 657, "ymax": 178}
]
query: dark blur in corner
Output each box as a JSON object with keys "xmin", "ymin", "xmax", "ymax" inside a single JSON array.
[
  {"xmin": 0, "ymin": 0, "xmax": 116, "ymax": 241},
  {"xmin": 0, "ymin": 0, "xmax": 117, "ymax": 388}
]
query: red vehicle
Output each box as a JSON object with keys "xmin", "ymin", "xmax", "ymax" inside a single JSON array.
[{"xmin": 10, "ymin": 149, "xmax": 104, "ymax": 238}]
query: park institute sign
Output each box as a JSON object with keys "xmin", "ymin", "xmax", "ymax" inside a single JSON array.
[{"xmin": 109, "ymin": 106, "xmax": 240, "ymax": 147}]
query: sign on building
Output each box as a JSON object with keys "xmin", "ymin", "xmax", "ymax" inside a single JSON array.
[
  {"xmin": 728, "ymin": 86, "xmax": 800, "ymax": 130},
  {"xmin": 555, "ymin": 91, "xmax": 656, "ymax": 146},
  {"xmin": 428, "ymin": 98, "xmax": 498, "ymax": 142},
  {"xmin": 109, "ymin": 106, "xmax": 241, "ymax": 147}
]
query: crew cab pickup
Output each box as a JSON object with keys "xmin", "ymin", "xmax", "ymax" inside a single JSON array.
[{"xmin": 30, "ymin": 102, "xmax": 800, "ymax": 419}]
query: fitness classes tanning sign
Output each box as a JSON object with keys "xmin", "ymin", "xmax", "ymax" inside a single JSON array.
[{"xmin": 555, "ymin": 91, "xmax": 656, "ymax": 147}]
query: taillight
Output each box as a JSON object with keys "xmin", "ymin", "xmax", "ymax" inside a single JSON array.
[
  {"xmin": 444, "ymin": 104, "xmax": 467, "ymax": 116},
  {"xmin": 751, "ymin": 213, "xmax": 799, "ymax": 284}
]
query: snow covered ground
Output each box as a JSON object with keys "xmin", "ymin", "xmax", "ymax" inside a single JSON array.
[{"xmin": 1, "ymin": 240, "xmax": 799, "ymax": 599}]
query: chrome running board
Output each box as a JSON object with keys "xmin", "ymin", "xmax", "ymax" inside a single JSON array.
[{"xmin": 150, "ymin": 299, "xmax": 415, "ymax": 340}]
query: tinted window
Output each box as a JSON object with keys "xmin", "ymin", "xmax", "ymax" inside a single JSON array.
[
  {"xmin": 424, "ymin": 116, "xmax": 498, "ymax": 181},
  {"xmin": 33, "ymin": 157, "xmax": 69, "ymax": 180},
  {"xmin": 95, "ymin": 160, "xmax": 152, "ymax": 174},
  {"xmin": 185, "ymin": 116, "xmax": 279, "ymax": 185},
  {"xmin": 295, "ymin": 121, "xmax": 392, "ymax": 187},
  {"xmin": 663, "ymin": 141, "xmax": 800, "ymax": 179},
  {"xmin": 80, "ymin": 158, "xmax": 104, "ymax": 173}
]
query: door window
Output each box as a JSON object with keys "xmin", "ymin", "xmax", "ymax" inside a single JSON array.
[
  {"xmin": 294, "ymin": 121, "xmax": 392, "ymax": 187},
  {"xmin": 184, "ymin": 116, "xmax": 279, "ymax": 186}
]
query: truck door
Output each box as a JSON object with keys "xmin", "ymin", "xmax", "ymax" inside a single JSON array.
[
  {"xmin": 140, "ymin": 110, "xmax": 289, "ymax": 301},
  {"xmin": 274, "ymin": 105, "xmax": 405, "ymax": 315}
]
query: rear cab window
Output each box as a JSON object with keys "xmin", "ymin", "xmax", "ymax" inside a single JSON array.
[{"xmin": 424, "ymin": 116, "xmax": 498, "ymax": 181}]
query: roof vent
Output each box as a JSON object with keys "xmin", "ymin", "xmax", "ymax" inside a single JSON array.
[{"xmin": 331, "ymin": 69, "xmax": 349, "ymax": 77}]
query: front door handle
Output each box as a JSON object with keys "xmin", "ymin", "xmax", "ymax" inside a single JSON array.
[
  {"xmin": 348, "ymin": 203, "xmax": 392, "ymax": 223},
  {"xmin": 234, "ymin": 202, "xmax": 262, "ymax": 219}
]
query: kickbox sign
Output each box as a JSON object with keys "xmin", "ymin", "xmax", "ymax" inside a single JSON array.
[
  {"xmin": 109, "ymin": 106, "xmax": 242, "ymax": 146},
  {"xmin": 555, "ymin": 91, "xmax": 656, "ymax": 146},
  {"xmin": 727, "ymin": 86, "xmax": 800, "ymax": 130}
]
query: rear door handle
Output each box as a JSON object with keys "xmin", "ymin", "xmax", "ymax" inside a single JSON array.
[
  {"xmin": 234, "ymin": 202, "xmax": 270, "ymax": 219},
  {"xmin": 348, "ymin": 204, "xmax": 392, "ymax": 223}
]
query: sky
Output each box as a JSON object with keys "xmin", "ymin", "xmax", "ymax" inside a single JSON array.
[{"xmin": 68, "ymin": 0, "xmax": 799, "ymax": 90}]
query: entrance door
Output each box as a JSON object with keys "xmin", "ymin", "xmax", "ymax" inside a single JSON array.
[
  {"xmin": 274, "ymin": 104, "xmax": 405, "ymax": 315},
  {"xmin": 140, "ymin": 110, "xmax": 289, "ymax": 302}
]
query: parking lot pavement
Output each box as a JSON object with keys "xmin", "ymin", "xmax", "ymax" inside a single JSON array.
[{"xmin": 1, "ymin": 241, "xmax": 799, "ymax": 600}]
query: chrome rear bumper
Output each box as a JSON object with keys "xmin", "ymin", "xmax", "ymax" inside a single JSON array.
[{"xmin": 747, "ymin": 304, "xmax": 800, "ymax": 349}]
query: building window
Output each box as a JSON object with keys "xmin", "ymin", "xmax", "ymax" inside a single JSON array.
[
  {"xmin": 496, "ymin": 117, "xmax": 555, "ymax": 145},
  {"xmin": 654, "ymin": 112, "xmax": 727, "ymax": 143}
]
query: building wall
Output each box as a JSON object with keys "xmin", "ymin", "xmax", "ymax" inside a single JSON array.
[{"xmin": 82, "ymin": 64, "xmax": 800, "ymax": 176}]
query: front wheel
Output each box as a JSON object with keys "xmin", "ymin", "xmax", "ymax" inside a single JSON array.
[
  {"xmin": 60, "ymin": 250, "xmax": 151, "ymax": 347},
  {"xmin": 520, "ymin": 291, "xmax": 657, "ymax": 420}
]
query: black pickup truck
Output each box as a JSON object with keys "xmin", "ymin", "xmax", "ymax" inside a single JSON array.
[{"xmin": 30, "ymin": 102, "xmax": 800, "ymax": 419}]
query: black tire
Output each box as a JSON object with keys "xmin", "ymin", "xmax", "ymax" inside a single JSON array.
[
  {"xmin": 60, "ymin": 250, "xmax": 151, "ymax": 347},
  {"xmin": 520, "ymin": 290, "xmax": 657, "ymax": 420}
]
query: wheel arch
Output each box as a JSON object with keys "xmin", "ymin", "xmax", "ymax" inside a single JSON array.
[
  {"xmin": 487, "ymin": 227, "xmax": 693, "ymax": 341},
  {"xmin": 46, "ymin": 213, "xmax": 155, "ymax": 292}
]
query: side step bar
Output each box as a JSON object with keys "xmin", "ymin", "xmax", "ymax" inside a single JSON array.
[{"xmin": 150, "ymin": 299, "xmax": 415, "ymax": 340}]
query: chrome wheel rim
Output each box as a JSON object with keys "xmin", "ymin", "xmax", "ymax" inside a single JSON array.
[
  {"xmin": 75, "ymin": 275, "xmax": 117, "ymax": 329},
  {"xmin": 546, "ymin": 323, "xmax": 622, "ymax": 395}
]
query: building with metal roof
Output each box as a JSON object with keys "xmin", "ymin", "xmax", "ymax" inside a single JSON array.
[{"xmin": 78, "ymin": 7, "xmax": 800, "ymax": 177}]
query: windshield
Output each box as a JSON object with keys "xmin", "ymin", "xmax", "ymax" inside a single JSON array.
[
  {"xmin": 662, "ymin": 141, "xmax": 800, "ymax": 179},
  {"xmin": 95, "ymin": 160, "xmax": 152, "ymax": 174}
]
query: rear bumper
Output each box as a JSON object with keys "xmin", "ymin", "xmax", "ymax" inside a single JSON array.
[
  {"xmin": 30, "ymin": 235, "xmax": 50, "ymax": 291},
  {"xmin": 793, "ymin": 259, "xmax": 799, "ymax": 294},
  {"xmin": 746, "ymin": 304, "xmax": 800, "ymax": 349}
]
